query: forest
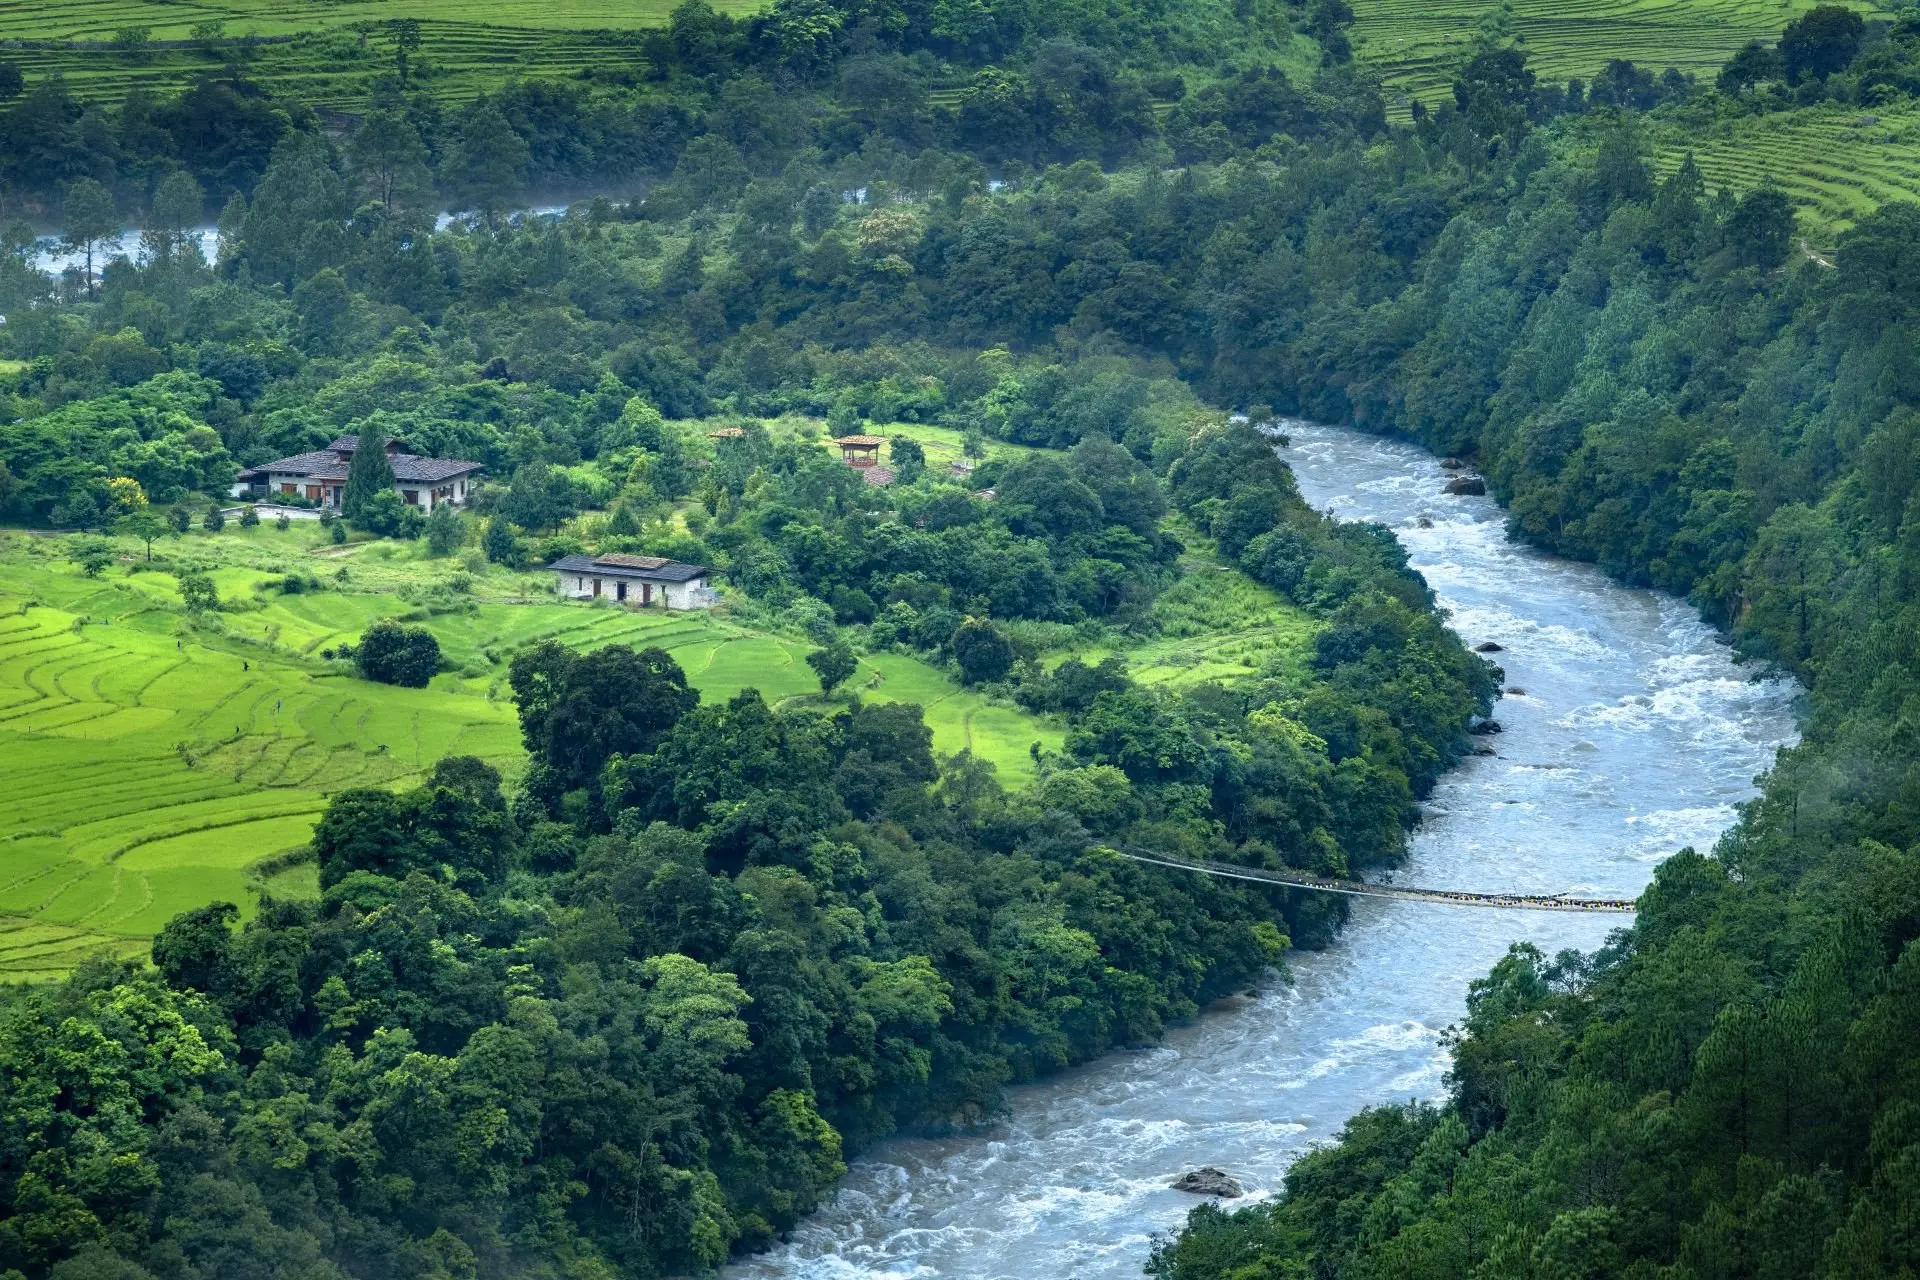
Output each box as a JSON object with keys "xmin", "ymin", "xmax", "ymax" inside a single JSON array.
[{"xmin": 2, "ymin": 0, "xmax": 1919, "ymax": 1271}]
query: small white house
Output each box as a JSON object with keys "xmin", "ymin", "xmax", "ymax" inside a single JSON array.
[
  {"xmin": 550, "ymin": 553, "xmax": 714, "ymax": 610},
  {"xmin": 231, "ymin": 435, "xmax": 483, "ymax": 512}
]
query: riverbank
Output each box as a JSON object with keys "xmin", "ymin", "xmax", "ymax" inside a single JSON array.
[{"xmin": 726, "ymin": 421, "xmax": 1798, "ymax": 1280}]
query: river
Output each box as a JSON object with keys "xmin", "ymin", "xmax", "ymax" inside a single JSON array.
[
  {"xmin": 26, "ymin": 206, "xmax": 577, "ymax": 278},
  {"xmin": 729, "ymin": 420, "xmax": 1802, "ymax": 1280}
]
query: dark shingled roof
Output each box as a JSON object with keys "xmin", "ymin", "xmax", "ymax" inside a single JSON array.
[
  {"xmin": 236, "ymin": 450, "xmax": 349, "ymax": 483},
  {"xmin": 241, "ymin": 436, "xmax": 482, "ymax": 484},
  {"xmin": 551, "ymin": 554, "xmax": 710, "ymax": 583}
]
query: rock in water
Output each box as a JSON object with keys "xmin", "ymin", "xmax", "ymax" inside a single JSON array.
[
  {"xmin": 1440, "ymin": 457, "xmax": 1466, "ymax": 469},
  {"xmin": 1172, "ymin": 1167, "xmax": 1245, "ymax": 1197},
  {"xmin": 1473, "ymin": 641, "xmax": 1503, "ymax": 652},
  {"xmin": 1444, "ymin": 475, "xmax": 1487, "ymax": 496},
  {"xmin": 1470, "ymin": 719, "xmax": 1503, "ymax": 735}
]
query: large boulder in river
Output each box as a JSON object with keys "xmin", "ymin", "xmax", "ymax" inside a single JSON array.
[
  {"xmin": 1441, "ymin": 457, "xmax": 1467, "ymax": 469},
  {"xmin": 1474, "ymin": 641, "xmax": 1504, "ymax": 653},
  {"xmin": 1444, "ymin": 475, "xmax": 1487, "ymax": 496},
  {"xmin": 1172, "ymin": 1167, "xmax": 1245, "ymax": 1197}
]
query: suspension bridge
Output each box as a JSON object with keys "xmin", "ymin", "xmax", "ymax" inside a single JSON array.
[{"xmin": 1116, "ymin": 848, "xmax": 1638, "ymax": 914}]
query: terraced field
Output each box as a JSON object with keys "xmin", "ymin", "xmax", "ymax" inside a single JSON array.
[
  {"xmin": 1350, "ymin": 0, "xmax": 1842, "ymax": 110},
  {"xmin": 1649, "ymin": 104, "xmax": 1920, "ymax": 241},
  {"xmin": 0, "ymin": 526, "xmax": 1058, "ymax": 980},
  {"xmin": 0, "ymin": 0, "xmax": 766, "ymax": 106}
]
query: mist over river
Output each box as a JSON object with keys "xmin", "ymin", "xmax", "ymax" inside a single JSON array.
[{"xmin": 729, "ymin": 421, "xmax": 1802, "ymax": 1280}]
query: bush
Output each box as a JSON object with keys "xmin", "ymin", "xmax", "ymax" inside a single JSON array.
[
  {"xmin": 354, "ymin": 489, "xmax": 426, "ymax": 539},
  {"xmin": 426, "ymin": 503, "xmax": 465, "ymax": 556},
  {"xmin": 276, "ymin": 513, "xmax": 291, "ymax": 531},
  {"xmin": 238, "ymin": 504, "xmax": 260, "ymax": 528},
  {"xmin": 829, "ymin": 585, "xmax": 877, "ymax": 624},
  {"xmin": 330, "ymin": 520, "xmax": 347, "ymax": 545},
  {"xmin": 484, "ymin": 517, "xmax": 521, "ymax": 566},
  {"xmin": 355, "ymin": 619, "xmax": 441, "ymax": 687},
  {"xmin": 71, "ymin": 536, "xmax": 114, "ymax": 577},
  {"xmin": 179, "ymin": 572, "xmax": 218, "ymax": 612},
  {"xmin": 203, "ymin": 504, "xmax": 225, "ymax": 532},
  {"xmin": 1241, "ymin": 526, "xmax": 1311, "ymax": 596}
]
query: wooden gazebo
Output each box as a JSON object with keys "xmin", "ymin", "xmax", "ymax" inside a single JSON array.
[{"xmin": 833, "ymin": 435, "xmax": 885, "ymax": 468}]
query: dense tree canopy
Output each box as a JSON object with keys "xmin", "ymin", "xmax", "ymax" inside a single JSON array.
[{"xmin": 7, "ymin": 0, "xmax": 1918, "ymax": 1273}]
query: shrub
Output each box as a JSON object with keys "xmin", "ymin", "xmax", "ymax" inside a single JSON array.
[
  {"xmin": 426, "ymin": 503, "xmax": 465, "ymax": 556},
  {"xmin": 179, "ymin": 572, "xmax": 219, "ymax": 612},
  {"xmin": 203, "ymin": 504, "xmax": 225, "ymax": 532},
  {"xmin": 72, "ymin": 536, "xmax": 114, "ymax": 577},
  {"xmin": 484, "ymin": 517, "xmax": 521, "ymax": 566},
  {"xmin": 239, "ymin": 505, "xmax": 259, "ymax": 528},
  {"xmin": 355, "ymin": 619, "xmax": 441, "ymax": 687},
  {"xmin": 354, "ymin": 489, "xmax": 426, "ymax": 539},
  {"xmin": 1241, "ymin": 526, "xmax": 1312, "ymax": 596}
]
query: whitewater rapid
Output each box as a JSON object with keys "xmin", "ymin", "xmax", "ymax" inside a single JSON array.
[{"xmin": 729, "ymin": 421, "xmax": 1801, "ymax": 1280}]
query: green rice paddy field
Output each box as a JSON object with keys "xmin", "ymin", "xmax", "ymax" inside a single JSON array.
[
  {"xmin": 1350, "ymin": 0, "xmax": 1846, "ymax": 112},
  {"xmin": 0, "ymin": 0, "xmax": 766, "ymax": 107},
  {"xmin": 1648, "ymin": 104, "xmax": 1920, "ymax": 241},
  {"xmin": 0, "ymin": 523, "xmax": 1067, "ymax": 981}
]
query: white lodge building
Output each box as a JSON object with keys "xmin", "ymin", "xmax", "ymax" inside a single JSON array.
[
  {"xmin": 551, "ymin": 553, "xmax": 714, "ymax": 610},
  {"xmin": 231, "ymin": 435, "xmax": 484, "ymax": 511}
]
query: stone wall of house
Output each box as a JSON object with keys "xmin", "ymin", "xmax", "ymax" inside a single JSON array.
[{"xmin": 553, "ymin": 572, "xmax": 710, "ymax": 610}]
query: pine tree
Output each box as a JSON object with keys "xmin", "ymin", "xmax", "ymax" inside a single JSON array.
[
  {"xmin": 342, "ymin": 436, "xmax": 396, "ymax": 520},
  {"xmin": 60, "ymin": 178, "xmax": 118, "ymax": 299},
  {"xmin": 445, "ymin": 100, "xmax": 531, "ymax": 228},
  {"xmin": 484, "ymin": 517, "xmax": 519, "ymax": 566}
]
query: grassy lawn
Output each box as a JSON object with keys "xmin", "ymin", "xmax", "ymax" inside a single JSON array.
[
  {"xmin": 743, "ymin": 416, "xmax": 1034, "ymax": 479},
  {"xmin": 1059, "ymin": 522, "xmax": 1321, "ymax": 687},
  {"xmin": 0, "ymin": 522, "xmax": 1058, "ymax": 979}
]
